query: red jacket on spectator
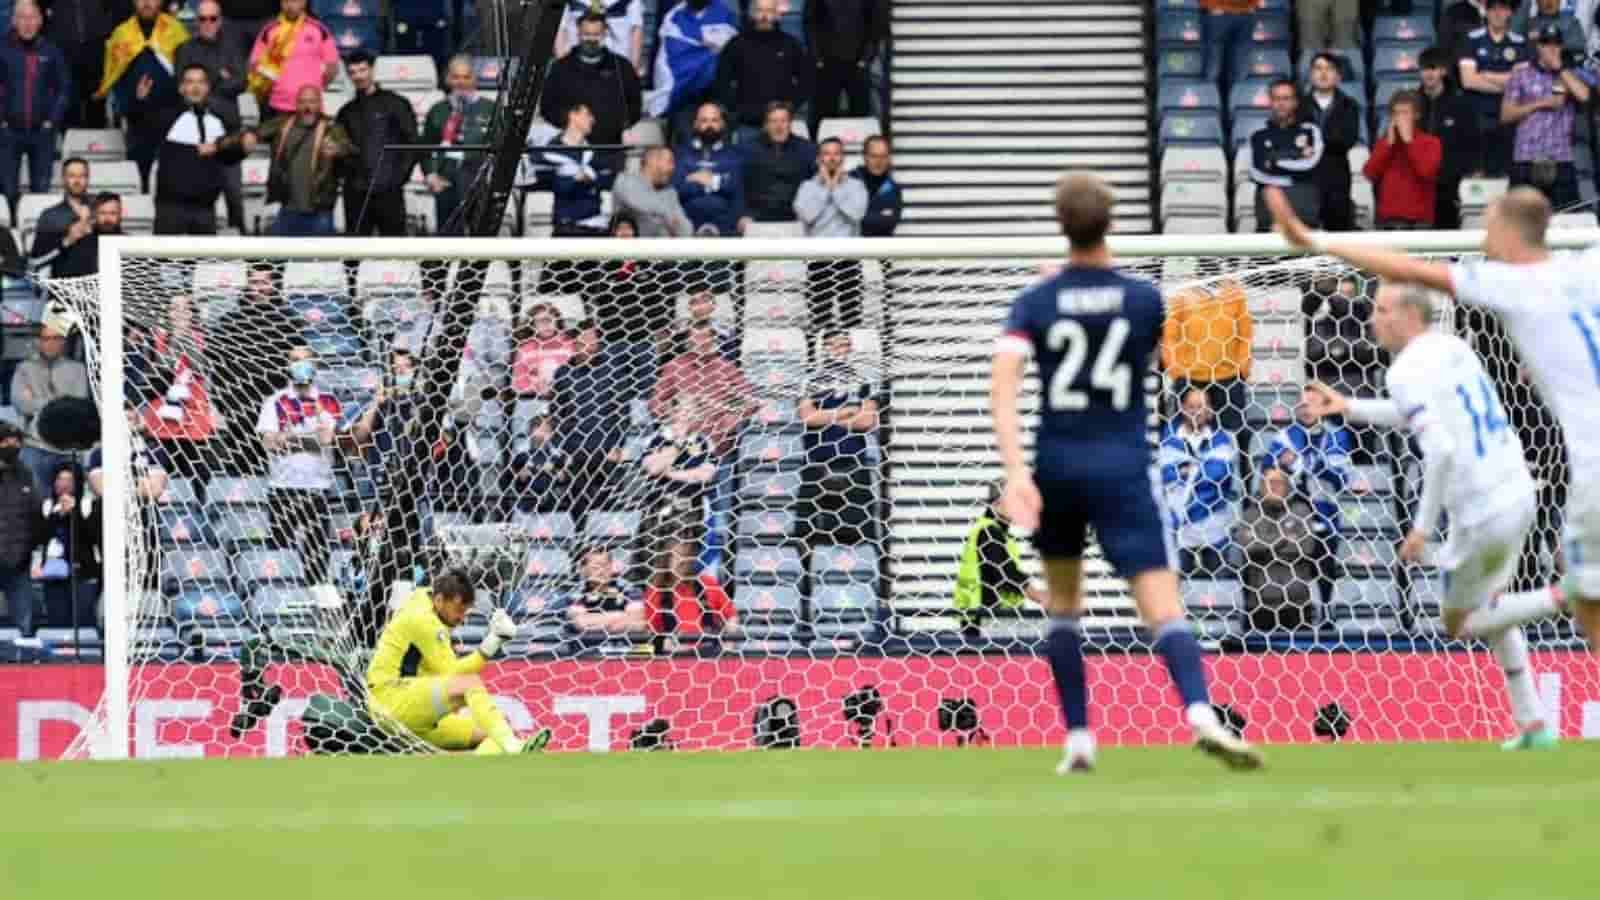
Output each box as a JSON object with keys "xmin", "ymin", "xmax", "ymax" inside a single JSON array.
[
  {"xmin": 650, "ymin": 349, "xmax": 757, "ymax": 456},
  {"xmin": 1363, "ymin": 132, "xmax": 1443, "ymax": 226}
]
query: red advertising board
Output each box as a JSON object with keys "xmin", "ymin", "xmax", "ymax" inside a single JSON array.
[{"xmin": 3, "ymin": 651, "xmax": 1598, "ymax": 760}]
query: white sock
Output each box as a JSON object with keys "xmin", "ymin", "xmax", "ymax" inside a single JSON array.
[
  {"xmin": 1461, "ymin": 587, "xmax": 1563, "ymax": 637},
  {"xmin": 1066, "ymin": 728, "xmax": 1096, "ymax": 759},
  {"xmin": 1490, "ymin": 627, "xmax": 1545, "ymax": 728},
  {"xmin": 1185, "ymin": 702, "xmax": 1221, "ymax": 733}
]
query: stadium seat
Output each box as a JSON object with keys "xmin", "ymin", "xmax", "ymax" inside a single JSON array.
[
  {"xmin": 1231, "ymin": 47, "xmax": 1291, "ymax": 83},
  {"xmin": 162, "ymin": 548, "xmax": 234, "ymax": 593},
  {"xmin": 172, "ymin": 587, "xmax": 246, "ymax": 623},
  {"xmin": 1372, "ymin": 44, "xmax": 1427, "ymax": 80},
  {"xmin": 251, "ymin": 586, "xmax": 320, "ymax": 619},
  {"xmin": 1372, "ymin": 14, "xmax": 1436, "ymax": 46},
  {"xmin": 235, "ymin": 549, "xmax": 309, "ymax": 591},
  {"xmin": 816, "ymin": 116, "xmax": 879, "ymax": 152},
  {"xmin": 584, "ymin": 510, "xmax": 642, "ymax": 541},
  {"xmin": 1161, "ymin": 181, "xmax": 1226, "ymax": 221},
  {"xmin": 1338, "ymin": 496, "xmax": 1402, "ymax": 534},
  {"xmin": 734, "ymin": 583, "xmax": 804, "ymax": 623},
  {"xmin": 736, "ymin": 509, "xmax": 797, "ymax": 544},
  {"xmin": 374, "ymin": 54, "xmax": 439, "ymax": 90},
  {"xmin": 1158, "ymin": 81, "xmax": 1220, "ymax": 118},
  {"xmin": 515, "ymin": 511, "xmax": 577, "ymax": 543},
  {"xmin": 14, "ymin": 193, "xmax": 56, "ymax": 244},
  {"xmin": 62, "ymin": 128, "xmax": 126, "ymax": 161},
  {"xmin": 754, "ymin": 397, "xmax": 801, "ymax": 432},
  {"xmin": 1247, "ymin": 13, "xmax": 1290, "ymax": 46},
  {"xmin": 158, "ymin": 509, "xmax": 212, "ymax": 548},
  {"xmin": 325, "ymin": 16, "xmax": 381, "ymax": 53},
  {"xmin": 1338, "ymin": 536, "xmax": 1400, "ymax": 572},
  {"xmin": 1154, "ymin": 0, "xmax": 1201, "ymax": 11},
  {"xmin": 55, "ymin": 159, "xmax": 139, "ymax": 194},
  {"xmin": 1230, "ymin": 109, "xmax": 1271, "ymax": 148},
  {"xmin": 811, "ymin": 583, "xmax": 879, "ymax": 624},
  {"xmin": 733, "ymin": 545, "xmax": 804, "ymax": 585},
  {"xmin": 1156, "ymin": 48, "xmax": 1206, "ymax": 81},
  {"xmin": 1227, "ymin": 78, "xmax": 1275, "ymax": 116},
  {"xmin": 1329, "ymin": 578, "xmax": 1403, "ymax": 623},
  {"xmin": 1156, "ymin": 13, "xmax": 1204, "ymax": 49},
  {"xmin": 1158, "ymin": 112, "xmax": 1223, "ymax": 150},
  {"xmin": 738, "ymin": 433, "xmax": 805, "ymax": 471},
  {"xmin": 1163, "ymin": 215, "xmax": 1226, "ymax": 234},
  {"xmin": 1181, "ymin": 578, "xmax": 1244, "ymax": 637},
  {"xmin": 208, "ymin": 476, "xmax": 271, "ymax": 507},
  {"xmin": 357, "ymin": 260, "xmax": 422, "ymax": 298},
  {"xmin": 121, "ymin": 193, "xmax": 156, "ymax": 233},
  {"xmin": 1243, "ymin": 384, "xmax": 1300, "ymax": 427},
  {"xmin": 1160, "ymin": 145, "xmax": 1226, "ymax": 186},
  {"xmin": 810, "ymin": 544, "xmax": 878, "ymax": 584},
  {"xmin": 155, "ymin": 476, "xmax": 200, "ymax": 509},
  {"xmin": 284, "ymin": 260, "xmax": 347, "ymax": 297},
  {"xmin": 400, "ymin": 89, "xmax": 444, "ymax": 127},
  {"xmin": 472, "ymin": 55, "xmax": 518, "ymax": 90},
  {"xmin": 738, "ymin": 468, "xmax": 803, "ymax": 507},
  {"xmin": 521, "ymin": 547, "xmax": 575, "ymax": 581}
]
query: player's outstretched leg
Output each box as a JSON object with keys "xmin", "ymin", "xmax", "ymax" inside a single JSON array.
[
  {"xmin": 448, "ymin": 674, "xmax": 528, "ymax": 754},
  {"xmin": 1131, "ymin": 570, "xmax": 1262, "ymax": 771},
  {"xmin": 1041, "ymin": 560, "xmax": 1095, "ymax": 774},
  {"xmin": 1487, "ymin": 628, "xmax": 1559, "ymax": 751}
]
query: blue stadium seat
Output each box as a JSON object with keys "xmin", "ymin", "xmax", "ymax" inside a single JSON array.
[
  {"xmin": 1156, "ymin": 13, "xmax": 1204, "ymax": 49},
  {"xmin": 472, "ymin": 55, "xmax": 518, "ymax": 90},
  {"xmin": 1372, "ymin": 44, "xmax": 1428, "ymax": 79},
  {"xmin": 738, "ymin": 433, "xmax": 805, "ymax": 470},
  {"xmin": 1156, "ymin": 48, "xmax": 1207, "ymax": 82},
  {"xmin": 810, "ymin": 544, "xmax": 878, "ymax": 585},
  {"xmin": 1230, "ymin": 109, "xmax": 1271, "ymax": 149},
  {"xmin": 1372, "ymin": 14, "xmax": 1436, "ymax": 46},
  {"xmin": 733, "ymin": 545, "xmax": 804, "ymax": 585},
  {"xmin": 162, "ymin": 548, "xmax": 233, "ymax": 593},
  {"xmin": 210, "ymin": 507, "xmax": 274, "ymax": 550},
  {"xmin": 234, "ymin": 549, "xmax": 309, "ymax": 591},
  {"xmin": 158, "ymin": 509, "xmax": 212, "ymax": 548},
  {"xmin": 1247, "ymin": 13, "xmax": 1291, "ymax": 46},
  {"xmin": 516, "ymin": 511, "xmax": 577, "ymax": 543},
  {"xmin": 739, "ymin": 469, "xmax": 804, "ymax": 506},
  {"xmin": 1228, "ymin": 78, "xmax": 1275, "ymax": 115},
  {"xmin": 584, "ymin": 510, "xmax": 641, "ymax": 541},
  {"xmin": 172, "ymin": 588, "xmax": 246, "ymax": 623},
  {"xmin": 1259, "ymin": 0, "xmax": 1290, "ymax": 10},
  {"xmin": 1154, "ymin": 0, "xmax": 1201, "ymax": 10},
  {"xmin": 208, "ymin": 476, "xmax": 271, "ymax": 507},
  {"xmin": 1159, "ymin": 112, "xmax": 1223, "ymax": 151},
  {"xmin": 324, "ymin": 16, "xmax": 382, "ymax": 53},
  {"xmin": 737, "ymin": 510, "xmax": 797, "ymax": 544},
  {"xmin": 1232, "ymin": 47, "xmax": 1291, "ymax": 82},
  {"xmin": 1373, "ymin": 76, "xmax": 1414, "ymax": 112},
  {"xmin": 521, "ymin": 547, "xmax": 575, "ymax": 580},
  {"xmin": 1159, "ymin": 81, "xmax": 1220, "ymax": 116}
]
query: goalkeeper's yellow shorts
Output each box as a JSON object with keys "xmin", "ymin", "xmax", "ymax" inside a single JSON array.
[{"xmin": 369, "ymin": 677, "xmax": 477, "ymax": 751}]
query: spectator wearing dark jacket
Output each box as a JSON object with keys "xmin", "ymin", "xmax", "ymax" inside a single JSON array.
[
  {"xmin": 0, "ymin": 420, "xmax": 47, "ymax": 636},
  {"xmin": 540, "ymin": 11, "xmax": 642, "ymax": 151},
  {"xmin": 1233, "ymin": 468, "xmax": 1321, "ymax": 632},
  {"xmin": 0, "ymin": 4, "xmax": 71, "ymax": 216},
  {"xmin": 852, "ymin": 134, "xmax": 899, "ymax": 236},
  {"xmin": 540, "ymin": 102, "xmax": 619, "ymax": 235},
  {"xmin": 1301, "ymin": 52, "xmax": 1362, "ymax": 231},
  {"xmin": 716, "ymin": 0, "xmax": 811, "ymax": 140},
  {"xmin": 99, "ymin": 0, "xmax": 190, "ymax": 187},
  {"xmin": 1417, "ymin": 45, "xmax": 1483, "ymax": 229},
  {"xmin": 335, "ymin": 49, "xmax": 417, "ymax": 237},
  {"xmin": 27, "ymin": 154, "xmax": 89, "ymax": 273},
  {"xmin": 175, "ymin": 2, "xmax": 248, "ymax": 230},
  {"xmin": 1363, "ymin": 90, "xmax": 1443, "ymax": 228},
  {"xmin": 143, "ymin": 63, "xmax": 248, "ymax": 234},
  {"xmin": 42, "ymin": 0, "xmax": 114, "ymax": 127},
  {"xmin": 736, "ymin": 101, "xmax": 813, "ymax": 232},
  {"xmin": 673, "ymin": 101, "xmax": 744, "ymax": 236},
  {"xmin": 804, "ymin": 0, "xmax": 888, "ymax": 137}
]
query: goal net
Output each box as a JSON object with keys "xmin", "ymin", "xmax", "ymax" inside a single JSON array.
[{"xmin": 44, "ymin": 231, "xmax": 1600, "ymax": 759}]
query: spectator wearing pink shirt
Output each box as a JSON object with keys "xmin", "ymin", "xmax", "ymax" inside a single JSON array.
[
  {"xmin": 512, "ymin": 304, "xmax": 576, "ymax": 398},
  {"xmin": 246, "ymin": 0, "xmax": 337, "ymax": 116}
]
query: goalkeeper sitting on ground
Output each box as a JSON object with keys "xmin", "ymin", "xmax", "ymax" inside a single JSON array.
[{"xmin": 365, "ymin": 569, "xmax": 550, "ymax": 754}]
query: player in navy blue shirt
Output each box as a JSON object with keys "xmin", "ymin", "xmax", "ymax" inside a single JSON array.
[{"xmin": 990, "ymin": 172, "xmax": 1261, "ymax": 774}]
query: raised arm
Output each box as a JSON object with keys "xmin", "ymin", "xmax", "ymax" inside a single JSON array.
[{"xmin": 1265, "ymin": 186, "xmax": 1455, "ymax": 293}]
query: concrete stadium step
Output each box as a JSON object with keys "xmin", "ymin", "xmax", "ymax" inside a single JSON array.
[
  {"xmin": 894, "ymin": 69, "xmax": 1144, "ymax": 86},
  {"xmin": 894, "ymin": 3, "xmax": 1141, "ymax": 19},
  {"xmin": 895, "ymin": 36, "xmax": 1144, "ymax": 54},
  {"xmin": 894, "ymin": 52, "xmax": 1144, "ymax": 71},
  {"xmin": 892, "ymin": 85, "xmax": 1144, "ymax": 104},
  {"xmin": 893, "ymin": 118, "xmax": 1145, "ymax": 136},
  {"xmin": 893, "ymin": 18, "xmax": 1141, "ymax": 36},
  {"xmin": 893, "ymin": 102, "xmax": 1147, "ymax": 121},
  {"xmin": 894, "ymin": 168, "xmax": 1146, "ymax": 186}
]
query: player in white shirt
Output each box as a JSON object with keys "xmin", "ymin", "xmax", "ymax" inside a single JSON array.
[{"xmin": 1303, "ymin": 284, "xmax": 1560, "ymax": 749}]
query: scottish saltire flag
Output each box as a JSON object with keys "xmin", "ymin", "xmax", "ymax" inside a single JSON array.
[{"xmin": 648, "ymin": 0, "xmax": 738, "ymax": 117}]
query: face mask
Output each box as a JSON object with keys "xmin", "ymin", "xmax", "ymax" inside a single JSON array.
[
  {"xmin": 394, "ymin": 373, "xmax": 414, "ymax": 390},
  {"xmin": 0, "ymin": 447, "xmax": 16, "ymax": 466},
  {"xmin": 579, "ymin": 40, "xmax": 605, "ymax": 63},
  {"xmin": 289, "ymin": 360, "xmax": 316, "ymax": 384}
]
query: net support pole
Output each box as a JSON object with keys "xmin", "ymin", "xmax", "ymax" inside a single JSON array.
[{"xmin": 97, "ymin": 237, "xmax": 130, "ymax": 760}]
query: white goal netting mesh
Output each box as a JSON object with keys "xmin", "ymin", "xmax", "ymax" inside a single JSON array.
[{"xmin": 46, "ymin": 238, "xmax": 1600, "ymax": 757}]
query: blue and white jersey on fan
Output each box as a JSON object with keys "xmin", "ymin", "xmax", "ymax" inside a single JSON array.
[{"xmin": 1450, "ymin": 256, "xmax": 1600, "ymax": 594}]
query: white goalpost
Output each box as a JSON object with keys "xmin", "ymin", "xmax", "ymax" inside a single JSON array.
[{"xmin": 47, "ymin": 228, "xmax": 1600, "ymax": 760}]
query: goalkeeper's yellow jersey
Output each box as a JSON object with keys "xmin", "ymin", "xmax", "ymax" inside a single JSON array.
[{"xmin": 365, "ymin": 588, "xmax": 485, "ymax": 690}]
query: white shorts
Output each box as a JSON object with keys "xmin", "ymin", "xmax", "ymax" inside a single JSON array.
[
  {"xmin": 1440, "ymin": 498, "xmax": 1536, "ymax": 612},
  {"xmin": 1562, "ymin": 484, "xmax": 1600, "ymax": 602}
]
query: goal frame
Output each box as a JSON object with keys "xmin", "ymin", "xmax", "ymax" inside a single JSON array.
[{"xmin": 90, "ymin": 228, "xmax": 1600, "ymax": 760}]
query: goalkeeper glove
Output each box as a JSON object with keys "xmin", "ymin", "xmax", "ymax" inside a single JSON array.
[{"xmin": 479, "ymin": 609, "xmax": 518, "ymax": 659}]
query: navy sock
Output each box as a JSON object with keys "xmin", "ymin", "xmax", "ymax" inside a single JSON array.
[
  {"xmin": 1045, "ymin": 616, "xmax": 1088, "ymax": 729},
  {"xmin": 1153, "ymin": 619, "xmax": 1210, "ymax": 708}
]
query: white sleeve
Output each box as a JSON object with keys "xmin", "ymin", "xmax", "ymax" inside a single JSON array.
[
  {"xmin": 255, "ymin": 394, "xmax": 279, "ymax": 434},
  {"xmin": 1389, "ymin": 372, "xmax": 1454, "ymax": 536},
  {"xmin": 1447, "ymin": 260, "xmax": 1528, "ymax": 315},
  {"xmin": 1343, "ymin": 397, "xmax": 1407, "ymax": 428}
]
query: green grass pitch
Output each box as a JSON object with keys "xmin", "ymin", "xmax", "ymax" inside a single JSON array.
[{"xmin": 2, "ymin": 743, "xmax": 1596, "ymax": 900}]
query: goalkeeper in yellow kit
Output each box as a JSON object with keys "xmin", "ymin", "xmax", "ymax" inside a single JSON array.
[{"xmin": 365, "ymin": 569, "xmax": 550, "ymax": 754}]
